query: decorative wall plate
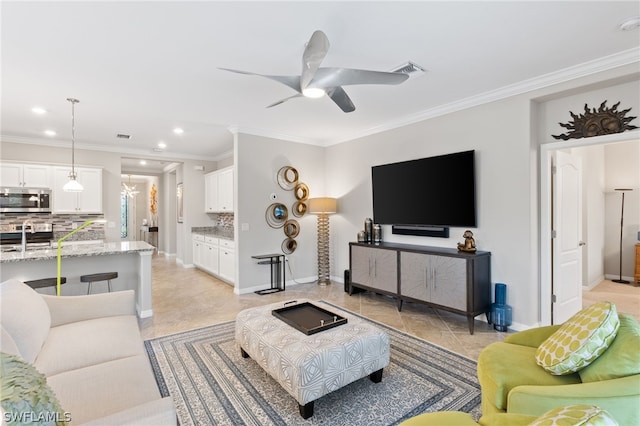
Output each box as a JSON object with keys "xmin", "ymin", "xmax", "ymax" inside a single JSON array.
[
  {"xmin": 277, "ymin": 166, "xmax": 299, "ymax": 190},
  {"xmin": 294, "ymin": 182, "xmax": 310, "ymax": 201},
  {"xmin": 283, "ymin": 219, "xmax": 300, "ymax": 238},
  {"xmin": 281, "ymin": 238, "xmax": 297, "ymax": 254},
  {"xmin": 292, "ymin": 201, "xmax": 307, "ymax": 217},
  {"xmin": 265, "ymin": 203, "xmax": 288, "ymax": 228}
]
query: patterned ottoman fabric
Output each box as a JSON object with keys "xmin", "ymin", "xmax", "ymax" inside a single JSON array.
[{"xmin": 235, "ymin": 300, "xmax": 390, "ymax": 414}]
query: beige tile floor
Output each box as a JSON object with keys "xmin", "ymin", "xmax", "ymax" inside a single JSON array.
[
  {"xmin": 140, "ymin": 255, "xmax": 508, "ymax": 360},
  {"xmin": 139, "ymin": 255, "xmax": 639, "ymax": 360}
]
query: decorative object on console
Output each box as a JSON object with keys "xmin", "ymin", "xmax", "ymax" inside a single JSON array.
[
  {"xmin": 552, "ymin": 101, "xmax": 638, "ymax": 140},
  {"xmin": 612, "ymin": 188, "xmax": 633, "ymax": 284},
  {"xmin": 308, "ymin": 197, "xmax": 337, "ymax": 285},
  {"xmin": 373, "ymin": 224, "xmax": 382, "ymax": 244},
  {"xmin": 457, "ymin": 230, "xmax": 477, "ymax": 253},
  {"xmin": 57, "ymin": 219, "xmax": 107, "ymax": 296},
  {"xmin": 364, "ymin": 218, "xmax": 373, "ymax": 243},
  {"xmin": 489, "ymin": 283, "xmax": 512, "ymax": 332},
  {"xmin": 63, "ymin": 97, "xmax": 83, "ymax": 192}
]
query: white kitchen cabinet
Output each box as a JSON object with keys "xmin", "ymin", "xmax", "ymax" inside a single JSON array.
[
  {"xmin": 218, "ymin": 239, "xmax": 235, "ymax": 283},
  {"xmin": 52, "ymin": 167, "xmax": 103, "ymax": 213},
  {"xmin": 204, "ymin": 166, "xmax": 234, "ymax": 212},
  {"xmin": 0, "ymin": 163, "xmax": 51, "ymax": 188},
  {"xmin": 192, "ymin": 233, "xmax": 234, "ymax": 284}
]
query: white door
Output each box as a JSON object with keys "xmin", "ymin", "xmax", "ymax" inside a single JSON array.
[{"xmin": 552, "ymin": 150, "xmax": 584, "ymax": 324}]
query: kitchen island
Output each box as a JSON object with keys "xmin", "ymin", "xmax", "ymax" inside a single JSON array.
[{"xmin": 0, "ymin": 241, "xmax": 155, "ymax": 318}]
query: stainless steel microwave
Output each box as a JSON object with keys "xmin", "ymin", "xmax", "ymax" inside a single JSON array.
[{"xmin": 0, "ymin": 188, "xmax": 52, "ymax": 213}]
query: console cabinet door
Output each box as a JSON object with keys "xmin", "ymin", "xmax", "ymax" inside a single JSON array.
[
  {"xmin": 351, "ymin": 245, "xmax": 373, "ymax": 287},
  {"xmin": 351, "ymin": 245, "xmax": 397, "ymax": 293},
  {"xmin": 400, "ymin": 252, "xmax": 429, "ymax": 302},
  {"xmin": 370, "ymin": 248, "xmax": 397, "ymax": 293},
  {"xmin": 430, "ymin": 255, "xmax": 467, "ymax": 311}
]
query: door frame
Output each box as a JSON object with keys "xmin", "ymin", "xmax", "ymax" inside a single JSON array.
[{"xmin": 540, "ymin": 130, "xmax": 640, "ymax": 325}]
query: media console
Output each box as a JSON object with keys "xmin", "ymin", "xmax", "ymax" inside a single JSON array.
[{"xmin": 348, "ymin": 242, "xmax": 491, "ymax": 334}]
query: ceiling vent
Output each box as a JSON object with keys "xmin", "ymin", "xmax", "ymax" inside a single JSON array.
[
  {"xmin": 116, "ymin": 133, "xmax": 131, "ymax": 140},
  {"xmin": 390, "ymin": 61, "xmax": 426, "ymax": 78}
]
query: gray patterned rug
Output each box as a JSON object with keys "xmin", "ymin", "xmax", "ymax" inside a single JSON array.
[{"xmin": 144, "ymin": 301, "xmax": 481, "ymax": 425}]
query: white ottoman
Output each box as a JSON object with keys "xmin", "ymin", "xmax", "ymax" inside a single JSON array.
[{"xmin": 235, "ymin": 299, "xmax": 390, "ymax": 419}]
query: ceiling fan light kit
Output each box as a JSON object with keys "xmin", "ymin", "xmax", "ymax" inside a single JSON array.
[{"xmin": 221, "ymin": 30, "xmax": 415, "ymax": 112}]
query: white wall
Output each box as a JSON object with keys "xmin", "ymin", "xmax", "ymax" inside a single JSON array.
[
  {"xmin": 604, "ymin": 141, "xmax": 640, "ymax": 280},
  {"xmin": 235, "ymin": 133, "xmax": 325, "ymax": 292},
  {"xmin": 325, "ymin": 96, "xmax": 538, "ymax": 326}
]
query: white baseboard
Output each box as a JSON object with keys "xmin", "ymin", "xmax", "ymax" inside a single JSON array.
[
  {"xmin": 136, "ymin": 306, "xmax": 153, "ymax": 319},
  {"xmin": 604, "ymin": 273, "xmax": 635, "ymax": 282}
]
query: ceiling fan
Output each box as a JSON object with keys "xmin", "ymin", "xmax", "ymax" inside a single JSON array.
[{"xmin": 220, "ymin": 30, "xmax": 411, "ymax": 113}]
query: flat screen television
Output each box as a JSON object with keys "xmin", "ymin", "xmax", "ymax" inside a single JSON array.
[{"xmin": 372, "ymin": 150, "xmax": 476, "ymax": 230}]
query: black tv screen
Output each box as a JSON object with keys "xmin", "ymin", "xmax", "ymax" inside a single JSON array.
[{"xmin": 372, "ymin": 150, "xmax": 476, "ymax": 228}]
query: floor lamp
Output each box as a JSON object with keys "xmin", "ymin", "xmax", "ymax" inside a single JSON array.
[
  {"xmin": 612, "ymin": 188, "xmax": 633, "ymax": 284},
  {"xmin": 308, "ymin": 197, "xmax": 337, "ymax": 286}
]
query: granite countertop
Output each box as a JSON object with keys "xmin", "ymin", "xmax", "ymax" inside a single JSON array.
[
  {"xmin": 0, "ymin": 241, "xmax": 155, "ymax": 263},
  {"xmin": 191, "ymin": 227, "xmax": 234, "ymax": 241}
]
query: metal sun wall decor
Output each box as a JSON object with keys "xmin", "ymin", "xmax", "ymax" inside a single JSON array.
[
  {"xmin": 264, "ymin": 166, "xmax": 310, "ymax": 254},
  {"xmin": 552, "ymin": 101, "xmax": 638, "ymax": 140}
]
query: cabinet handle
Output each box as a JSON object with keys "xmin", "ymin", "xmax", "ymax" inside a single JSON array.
[
  {"xmin": 433, "ymin": 268, "xmax": 437, "ymax": 290},
  {"xmin": 425, "ymin": 267, "xmax": 429, "ymax": 289},
  {"xmin": 373, "ymin": 259, "xmax": 377, "ymax": 277}
]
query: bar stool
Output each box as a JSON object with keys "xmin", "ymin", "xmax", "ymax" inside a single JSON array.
[
  {"xmin": 80, "ymin": 272, "xmax": 118, "ymax": 294},
  {"xmin": 25, "ymin": 277, "xmax": 66, "ymax": 289}
]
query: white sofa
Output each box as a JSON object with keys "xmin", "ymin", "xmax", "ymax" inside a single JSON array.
[{"xmin": 0, "ymin": 279, "xmax": 176, "ymax": 425}]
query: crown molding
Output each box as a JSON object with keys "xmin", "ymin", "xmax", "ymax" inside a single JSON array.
[
  {"xmin": 1, "ymin": 135, "xmax": 220, "ymax": 163},
  {"xmin": 326, "ymin": 47, "xmax": 640, "ymax": 146}
]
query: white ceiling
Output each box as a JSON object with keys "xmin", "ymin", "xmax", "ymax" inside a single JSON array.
[{"xmin": 2, "ymin": 1, "xmax": 639, "ymax": 173}]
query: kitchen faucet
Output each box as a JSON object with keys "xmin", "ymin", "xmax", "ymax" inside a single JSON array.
[{"xmin": 21, "ymin": 220, "xmax": 34, "ymax": 253}]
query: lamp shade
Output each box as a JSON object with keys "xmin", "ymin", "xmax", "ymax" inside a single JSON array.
[
  {"xmin": 308, "ymin": 197, "xmax": 337, "ymax": 214},
  {"xmin": 63, "ymin": 178, "xmax": 83, "ymax": 192}
]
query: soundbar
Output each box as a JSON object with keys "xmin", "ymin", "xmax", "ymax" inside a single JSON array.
[{"xmin": 392, "ymin": 225, "xmax": 449, "ymax": 238}]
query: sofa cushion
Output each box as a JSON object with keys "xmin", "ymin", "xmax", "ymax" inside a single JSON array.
[
  {"xmin": 579, "ymin": 314, "xmax": 640, "ymax": 383},
  {"xmin": 528, "ymin": 404, "xmax": 618, "ymax": 426},
  {"xmin": 535, "ymin": 302, "xmax": 619, "ymax": 375},
  {"xmin": 477, "ymin": 342, "xmax": 581, "ymax": 411},
  {"xmin": 1, "ymin": 327, "xmax": 21, "ymax": 357},
  {"xmin": 0, "ymin": 352, "xmax": 68, "ymax": 425},
  {"xmin": 34, "ymin": 315, "xmax": 145, "ymax": 376},
  {"xmin": 0, "ymin": 279, "xmax": 51, "ymax": 363},
  {"xmin": 46, "ymin": 355, "xmax": 162, "ymax": 425}
]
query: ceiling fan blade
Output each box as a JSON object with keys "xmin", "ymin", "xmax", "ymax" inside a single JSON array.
[
  {"xmin": 311, "ymin": 68, "xmax": 409, "ymax": 88},
  {"xmin": 301, "ymin": 30, "xmax": 330, "ymax": 91},
  {"xmin": 327, "ymin": 86, "xmax": 355, "ymax": 113},
  {"xmin": 266, "ymin": 94, "xmax": 303, "ymax": 108},
  {"xmin": 219, "ymin": 67, "xmax": 301, "ymax": 93}
]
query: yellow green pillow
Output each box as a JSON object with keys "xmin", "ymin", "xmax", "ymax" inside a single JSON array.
[
  {"xmin": 579, "ymin": 314, "xmax": 640, "ymax": 382},
  {"xmin": 528, "ymin": 404, "xmax": 618, "ymax": 426},
  {"xmin": 535, "ymin": 302, "xmax": 619, "ymax": 375}
]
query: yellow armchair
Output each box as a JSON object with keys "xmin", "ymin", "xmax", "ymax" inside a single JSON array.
[{"xmin": 477, "ymin": 314, "xmax": 640, "ymax": 425}]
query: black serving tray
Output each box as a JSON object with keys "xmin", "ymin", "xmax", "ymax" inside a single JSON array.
[{"xmin": 272, "ymin": 301, "xmax": 348, "ymax": 335}]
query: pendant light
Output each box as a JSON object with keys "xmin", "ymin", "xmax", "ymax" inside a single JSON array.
[
  {"xmin": 121, "ymin": 174, "xmax": 140, "ymax": 198},
  {"xmin": 63, "ymin": 97, "xmax": 83, "ymax": 192}
]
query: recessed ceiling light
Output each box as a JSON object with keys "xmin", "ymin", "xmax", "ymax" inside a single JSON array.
[
  {"xmin": 619, "ymin": 17, "xmax": 640, "ymax": 31},
  {"xmin": 31, "ymin": 107, "xmax": 47, "ymax": 114},
  {"xmin": 157, "ymin": 142, "xmax": 167, "ymax": 149},
  {"xmin": 173, "ymin": 128, "xmax": 184, "ymax": 134},
  {"xmin": 139, "ymin": 160, "xmax": 147, "ymax": 165},
  {"xmin": 44, "ymin": 130, "xmax": 56, "ymax": 137}
]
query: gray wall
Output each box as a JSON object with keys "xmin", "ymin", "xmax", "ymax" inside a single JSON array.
[{"xmin": 235, "ymin": 133, "xmax": 325, "ymax": 292}]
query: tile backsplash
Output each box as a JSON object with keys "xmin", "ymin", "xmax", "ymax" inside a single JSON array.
[{"xmin": 0, "ymin": 213, "xmax": 105, "ymax": 241}]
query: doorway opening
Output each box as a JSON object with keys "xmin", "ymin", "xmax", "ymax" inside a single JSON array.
[{"xmin": 540, "ymin": 130, "xmax": 640, "ymax": 325}]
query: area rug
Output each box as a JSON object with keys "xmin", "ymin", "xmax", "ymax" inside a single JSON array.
[{"xmin": 144, "ymin": 301, "xmax": 481, "ymax": 425}]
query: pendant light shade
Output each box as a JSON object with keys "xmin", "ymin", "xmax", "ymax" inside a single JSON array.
[{"xmin": 64, "ymin": 98, "xmax": 83, "ymax": 192}]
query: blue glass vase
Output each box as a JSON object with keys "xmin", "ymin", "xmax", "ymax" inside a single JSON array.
[{"xmin": 490, "ymin": 283, "xmax": 512, "ymax": 332}]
